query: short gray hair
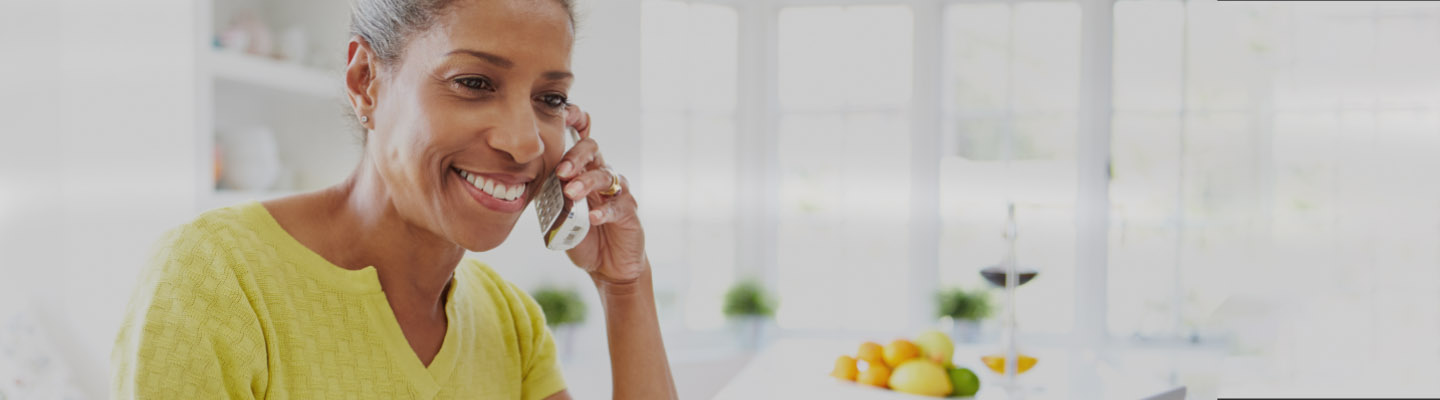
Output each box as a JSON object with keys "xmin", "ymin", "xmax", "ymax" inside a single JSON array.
[{"xmin": 351, "ymin": 0, "xmax": 577, "ymax": 64}]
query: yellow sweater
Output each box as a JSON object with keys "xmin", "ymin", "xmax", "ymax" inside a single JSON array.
[{"xmin": 111, "ymin": 202, "xmax": 566, "ymax": 399}]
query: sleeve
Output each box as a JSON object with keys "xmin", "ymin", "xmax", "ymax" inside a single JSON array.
[
  {"xmin": 506, "ymin": 281, "xmax": 567, "ymax": 400},
  {"xmin": 110, "ymin": 225, "xmax": 268, "ymax": 400}
]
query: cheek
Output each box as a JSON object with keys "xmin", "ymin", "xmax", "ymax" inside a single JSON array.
[{"xmin": 542, "ymin": 134, "xmax": 566, "ymax": 169}]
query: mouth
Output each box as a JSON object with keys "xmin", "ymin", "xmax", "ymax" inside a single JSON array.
[{"xmin": 452, "ymin": 167, "xmax": 532, "ymax": 213}]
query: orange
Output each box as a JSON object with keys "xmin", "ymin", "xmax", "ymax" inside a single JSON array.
[
  {"xmin": 981, "ymin": 354, "xmax": 1037, "ymax": 374},
  {"xmin": 856, "ymin": 361, "xmax": 891, "ymax": 388},
  {"xmin": 882, "ymin": 339, "xmax": 921, "ymax": 368},
  {"xmin": 856, "ymin": 341, "xmax": 885, "ymax": 366},
  {"xmin": 830, "ymin": 355, "xmax": 859, "ymax": 381}
]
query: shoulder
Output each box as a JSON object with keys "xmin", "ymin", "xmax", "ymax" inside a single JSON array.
[
  {"xmin": 139, "ymin": 203, "xmax": 270, "ymax": 299},
  {"xmin": 115, "ymin": 207, "xmax": 269, "ymax": 399},
  {"xmin": 155, "ymin": 202, "xmax": 265, "ymax": 257}
]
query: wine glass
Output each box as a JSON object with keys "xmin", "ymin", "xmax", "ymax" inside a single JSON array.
[{"xmin": 980, "ymin": 203, "xmax": 1040, "ymax": 394}]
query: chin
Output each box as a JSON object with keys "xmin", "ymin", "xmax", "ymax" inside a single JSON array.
[{"xmin": 451, "ymin": 220, "xmax": 522, "ymax": 253}]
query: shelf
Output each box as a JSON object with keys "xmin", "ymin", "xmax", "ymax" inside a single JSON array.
[{"xmin": 206, "ymin": 50, "xmax": 340, "ymax": 99}]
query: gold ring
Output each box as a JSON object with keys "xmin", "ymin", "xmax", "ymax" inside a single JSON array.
[{"xmin": 599, "ymin": 167, "xmax": 622, "ymax": 196}]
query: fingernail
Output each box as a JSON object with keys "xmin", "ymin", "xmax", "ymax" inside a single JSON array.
[
  {"xmin": 590, "ymin": 210, "xmax": 604, "ymax": 222},
  {"xmin": 557, "ymin": 161, "xmax": 572, "ymax": 178},
  {"xmin": 566, "ymin": 182, "xmax": 584, "ymax": 198}
]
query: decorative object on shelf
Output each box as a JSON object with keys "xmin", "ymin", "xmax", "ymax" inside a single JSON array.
[
  {"xmin": 532, "ymin": 286, "xmax": 587, "ymax": 362},
  {"xmin": 217, "ymin": 11, "xmax": 272, "ymax": 57},
  {"xmin": 213, "ymin": 147, "xmax": 223, "ymax": 184},
  {"xmin": 723, "ymin": 278, "xmax": 777, "ymax": 352},
  {"xmin": 278, "ymin": 26, "xmax": 310, "ymax": 65},
  {"xmin": 216, "ymin": 126, "xmax": 283, "ymax": 191},
  {"xmin": 935, "ymin": 287, "xmax": 992, "ymax": 343}
]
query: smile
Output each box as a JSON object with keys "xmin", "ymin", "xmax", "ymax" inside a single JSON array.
[
  {"xmin": 453, "ymin": 168, "xmax": 532, "ymax": 214},
  {"xmin": 455, "ymin": 168, "xmax": 528, "ymax": 201}
]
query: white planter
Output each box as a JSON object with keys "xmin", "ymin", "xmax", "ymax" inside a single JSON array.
[
  {"xmin": 951, "ymin": 319, "xmax": 981, "ymax": 343},
  {"xmin": 729, "ymin": 316, "xmax": 771, "ymax": 352},
  {"xmin": 553, "ymin": 324, "xmax": 578, "ymax": 363}
]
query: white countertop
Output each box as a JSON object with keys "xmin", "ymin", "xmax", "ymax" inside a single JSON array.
[{"xmin": 714, "ymin": 338, "xmax": 1186, "ymax": 400}]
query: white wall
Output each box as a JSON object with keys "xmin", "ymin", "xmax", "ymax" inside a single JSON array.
[{"xmin": 1, "ymin": 0, "xmax": 200, "ymax": 397}]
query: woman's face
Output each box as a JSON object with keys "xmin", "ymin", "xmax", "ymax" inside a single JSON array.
[{"xmin": 362, "ymin": 0, "xmax": 574, "ymax": 251}]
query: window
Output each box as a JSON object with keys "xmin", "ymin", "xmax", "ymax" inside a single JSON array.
[
  {"xmin": 938, "ymin": 1, "xmax": 1081, "ymax": 335},
  {"xmin": 1110, "ymin": 0, "xmax": 1440, "ymax": 377},
  {"xmin": 775, "ymin": 5, "xmax": 914, "ymax": 331},
  {"xmin": 640, "ymin": 0, "xmax": 739, "ymax": 330},
  {"xmin": 640, "ymin": 4, "xmax": 1440, "ymax": 381}
]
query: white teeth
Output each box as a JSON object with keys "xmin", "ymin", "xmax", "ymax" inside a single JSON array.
[{"xmin": 458, "ymin": 169, "xmax": 525, "ymax": 201}]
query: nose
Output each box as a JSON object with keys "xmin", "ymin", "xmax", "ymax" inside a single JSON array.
[{"xmin": 485, "ymin": 99, "xmax": 545, "ymax": 164}]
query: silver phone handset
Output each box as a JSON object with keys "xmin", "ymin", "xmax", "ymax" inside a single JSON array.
[{"xmin": 535, "ymin": 127, "xmax": 590, "ymax": 251}]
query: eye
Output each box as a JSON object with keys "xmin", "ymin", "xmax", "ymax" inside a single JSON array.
[
  {"xmin": 454, "ymin": 76, "xmax": 496, "ymax": 92},
  {"xmin": 537, "ymin": 93, "xmax": 568, "ymax": 110}
]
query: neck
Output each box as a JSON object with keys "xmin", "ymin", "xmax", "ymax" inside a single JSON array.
[{"xmin": 323, "ymin": 158, "xmax": 464, "ymax": 317}]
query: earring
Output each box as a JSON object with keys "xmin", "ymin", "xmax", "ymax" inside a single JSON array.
[{"xmin": 360, "ymin": 115, "xmax": 369, "ymax": 123}]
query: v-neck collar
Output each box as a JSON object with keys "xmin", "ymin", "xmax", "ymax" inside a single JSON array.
[
  {"xmin": 366, "ymin": 274, "xmax": 462, "ymax": 398},
  {"xmin": 248, "ymin": 201, "xmax": 463, "ymax": 396}
]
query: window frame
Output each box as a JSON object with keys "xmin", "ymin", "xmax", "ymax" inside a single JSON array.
[{"xmin": 647, "ymin": 0, "xmax": 1115, "ymax": 346}]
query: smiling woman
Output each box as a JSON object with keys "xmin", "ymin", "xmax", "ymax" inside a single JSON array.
[{"xmin": 110, "ymin": 0, "xmax": 676, "ymax": 399}]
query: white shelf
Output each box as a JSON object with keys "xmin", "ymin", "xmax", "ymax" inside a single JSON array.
[{"xmin": 206, "ymin": 50, "xmax": 339, "ymax": 99}]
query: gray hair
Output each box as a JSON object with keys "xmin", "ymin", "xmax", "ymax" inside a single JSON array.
[{"xmin": 351, "ymin": 0, "xmax": 577, "ymax": 64}]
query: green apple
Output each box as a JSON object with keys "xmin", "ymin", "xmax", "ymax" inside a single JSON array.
[{"xmin": 914, "ymin": 329, "xmax": 955, "ymax": 367}]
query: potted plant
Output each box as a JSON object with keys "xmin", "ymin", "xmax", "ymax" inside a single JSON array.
[
  {"xmin": 723, "ymin": 278, "xmax": 777, "ymax": 351},
  {"xmin": 533, "ymin": 286, "xmax": 587, "ymax": 361},
  {"xmin": 935, "ymin": 287, "xmax": 992, "ymax": 343}
]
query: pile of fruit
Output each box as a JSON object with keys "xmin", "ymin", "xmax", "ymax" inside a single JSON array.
[{"xmin": 829, "ymin": 330, "xmax": 980, "ymax": 398}]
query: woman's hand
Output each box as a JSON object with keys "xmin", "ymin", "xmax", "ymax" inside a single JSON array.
[{"xmin": 555, "ymin": 104, "xmax": 647, "ymax": 287}]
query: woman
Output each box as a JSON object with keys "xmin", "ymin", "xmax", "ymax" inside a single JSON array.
[{"xmin": 111, "ymin": 0, "xmax": 676, "ymax": 398}]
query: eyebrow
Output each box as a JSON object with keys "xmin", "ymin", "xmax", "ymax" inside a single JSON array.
[
  {"xmin": 448, "ymin": 49, "xmax": 514, "ymax": 68},
  {"xmin": 446, "ymin": 49, "xmax": 574, "ymax": 81}
]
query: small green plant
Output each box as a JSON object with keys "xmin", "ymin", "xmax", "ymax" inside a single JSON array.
[
  {"xmin": 935, "ymin": 287, "xmax": 992, "ymax": 322},
  {"xmin": 723, "ymin": 279, "xmax": 776, "ymax": 319},
  {"xmin": 533, "ymin": 286, "xmax": 587, "ymax": 328}
]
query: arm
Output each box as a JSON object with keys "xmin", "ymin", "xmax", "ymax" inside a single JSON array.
[
  {"xmin": 549, "ymin": 104, "xmax": 678, "ymax": 399},
  {"xmin": 112, "ymin": 226, "xmax": 267, "ymax": 399},
  {"xmin": 539, "ymin": 266, "xmax": 676, "ymax": 400},
  {"xmin": 594, "ymin": 265, "xmax": 677, "ymax": 399}
]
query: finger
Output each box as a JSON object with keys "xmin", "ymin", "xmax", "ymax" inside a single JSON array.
[
  {"xmin": 555, "ymin": 138, "xmax": 600, "ymax": 179},
  {"xmin": 587, "ymin": 194, "xmax": 636, "ymax": 225},
  {"xmin": 564, "ymin": 104, "xmax": 591, "ymax": 139},
  {"xmin": 585, "ymin": 172, "xmax": 629, "ymax": 205},
  {"xmin": 563, "ymin": 168, "xmax": 619, "ymax": 200}
]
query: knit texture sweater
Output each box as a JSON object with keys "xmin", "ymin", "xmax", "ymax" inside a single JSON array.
[{"xmin": 111, "ymin": 201, "xmax": 565, "ymax": 399}]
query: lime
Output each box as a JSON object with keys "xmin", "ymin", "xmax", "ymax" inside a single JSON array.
[{"xmin": 947, "ymin": 367, "xmax": 980, "ymax": 397}]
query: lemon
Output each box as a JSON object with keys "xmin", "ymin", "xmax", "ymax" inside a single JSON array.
[
  {"xmin": 856, "ymin": 361, "xmax": 891, "ymax": 388},
  {"xmin": 830, "ymin": 355, "xmax": 859, "ymax": 381},
  {"xmin": 888, "ymin": 359, "xmax": 953, "ymax": 397},
  {"xmin": 883, "ymin": 339, "xmax": 921, "ymax": 368},
  {"xmin": 980, "ymin": 354, "xmax": 1037, "ymax": 374},
  {"xmin": 857, "ymin": 341, "xmax": 885, "ymax": 366}
]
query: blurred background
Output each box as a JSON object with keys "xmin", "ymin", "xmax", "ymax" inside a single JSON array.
[{"xmin": 4, "ymin": 0, "xmax": 1440, "ymax": 398}]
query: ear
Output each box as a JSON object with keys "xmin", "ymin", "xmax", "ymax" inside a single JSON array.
[{"xmin": 345, "ymin": 37, "xmax": 380, "ymax": 130}]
